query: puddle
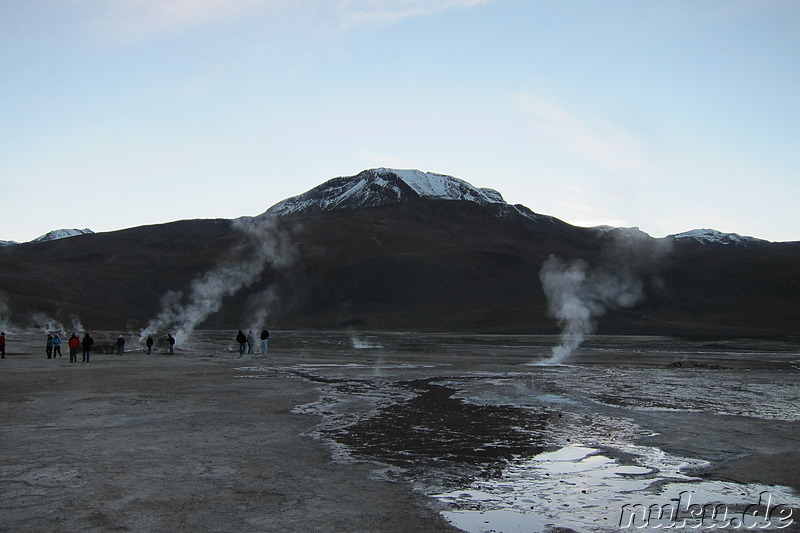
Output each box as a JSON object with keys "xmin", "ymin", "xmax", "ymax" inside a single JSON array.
[
  {"xmin": 323, "ymin": 379, "xmax": 549, "ymax": 485},
  {"xmin": 433, "ymin": 444, "xmax": 798, "ymax": 533}
]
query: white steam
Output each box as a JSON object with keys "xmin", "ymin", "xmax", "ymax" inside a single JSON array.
[
  {"xmin": 539, "ymin": 256, "xmax": 643, "ymax": 364},
  {"xmin": 140, "ymin": 217, "xmax": 295, "ymax": 346},
  {"xmin": 245, "ymin": 286, "xmax": 281, "ymax": 335},
  {"xmin": 29, "ymin": 312, "xmax": 65, "ymax": 333},
  {"xmin": 538, "ymin": 229, "xmax": 670, "ymax": 364}
]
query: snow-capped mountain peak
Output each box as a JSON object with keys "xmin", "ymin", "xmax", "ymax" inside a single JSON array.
[
  {"xmin": 267, "ymin": 168, "xmax": 506, "ymax": 216},
  {"xmin": 378, "ymin": 168, "xmax": 505, "ymax": 205},
  {"xmin": 32, "ymin": 228, "xmax": 94, "ymax": 243},
  {"xmin": 669, "ymin": 228, "xmax": 767, "ymax": 246}
]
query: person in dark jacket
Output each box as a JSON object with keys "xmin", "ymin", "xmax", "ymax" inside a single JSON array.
[
  {"xmin": 167, "ymin": 334, "xmax": 175, "ymax": 355},
  {"xmin": 82, "ymin": 332, "xmax": 94, "ymax": 362},
  {"xmin": 146, "ymin": 336, "xmax": 154, "ymax": 355},
  {"xmin": 46, "ymin": 334, "xmax": 54, "ymax": 358},
  {"xmin": 116, "ymin": 335, "xmax": 125, "ymax": 355},
  {"xmin": 260, "ymin": 328, "xmax": 269, "ymax": 355},
  {"xmin": 236, "ymin": 330, "xmax": 247, "ymax": 355},
  {"xmin": 0, "ymin": 332, "xmax": 6, "ymax": 358}
]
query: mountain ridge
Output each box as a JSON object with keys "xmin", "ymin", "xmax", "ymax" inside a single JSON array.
[
  {"xmin": 0, "ymin": 169, "xmax": 797, "ymax": 336},
  {"xmin": 1, "ymin": 169, "xmax": 785, "ymax": 245}
]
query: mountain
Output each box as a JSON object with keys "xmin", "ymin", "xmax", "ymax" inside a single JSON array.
[
  {"xmin": 0, "ymin": 169, "xmax": 797, "ymax": 337},
  {"xmin": 32, "ymin": 228, "xmax": 94, "ymax": 243},
  {"xmin": 669, "ymin": 229, "xmax": 768, "ymax": 247},
  {"xmin": 268, "ymin": 168, "xmax": 559, "ymax": 224},
  {"xmin": 0, "ymin": 228, "xmax": 94, "ymax": 247},
  {"xmin": 268, "ymin": 168, "xmax": 503, "ymax": 214}
]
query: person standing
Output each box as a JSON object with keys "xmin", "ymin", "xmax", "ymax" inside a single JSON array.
[
  {"xmin": 236, "ymin": 330, "xmax": 247, "ymax": 355},
  {"xmin": 246, "ymin": 330, "xmax": 255, "ymax": 354},
  {"xmin": 53, "ymin": 334, "xmax": 62, "ymax": 357},
  {"xmin": 46, "ymin": 334, "xmax": 54, "ymax": 358},
  {"xmin": 260, "ymin": 328, "xmax": 269, "ymax": 356},
  {"xmin": 116, "ymin": 335, "xmax": 125, "ymax": 356},
  {"xmin": 167, "ymin": 334, "xmax": 175, "ymax": 355},
  {"xmin": 82, "ymin": 332, "xmax": 94, "ymax": 362},
  {"xmin": 68, "ymin": 333, "xmax": 80, "ymax": 362},
  {"xmin": 0, "ymin": 332, "xmax": 6, "ymax": 358},
  {"xmin": 146, "ymin": 336, "xmax": 154, "ymax": 355}
]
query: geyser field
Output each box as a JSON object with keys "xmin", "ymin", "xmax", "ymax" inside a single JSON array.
[{"xmin": 1, "ymin": 331, "xmax": 798, "ymax": 532}]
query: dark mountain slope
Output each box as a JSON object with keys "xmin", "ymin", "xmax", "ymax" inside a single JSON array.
[{"xmin": 1, "ymin": 169, "xmax": 798, "ymax": 336}]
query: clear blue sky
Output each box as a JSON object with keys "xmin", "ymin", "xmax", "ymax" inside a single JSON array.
[{"xmin": 2, "ymin": 0, "xmax": 798, "ymax": 243}]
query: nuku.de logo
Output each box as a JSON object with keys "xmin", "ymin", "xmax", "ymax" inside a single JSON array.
[{"xmin": 619, "ymin": 491, "xmax": 795, "ymax": 529}]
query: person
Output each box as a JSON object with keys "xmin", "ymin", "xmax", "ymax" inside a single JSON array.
[
  {"xmin": 53, "ymin": 334, "xmax": 62, "ymax": 357},
  {"xmin": 82, "ymin": 332, "xmax": 94, "ymax": 362},
  {"xmin": 68, "ymin": 333, "xmax": 80, "ymax": 363},
  {"xmin": 167, "ymin": 334, "xmax": 175, "ymax": 355},
  {"xmin": 0, "ymin": 332, "xmax": 6, "ymax": 358},
  {"xmin": 246, "ymin": 330, "xmax": 255, "ymax": 354},
  {"xmin": 146, "ymin": 336, "xmax": 154, "ymax": 355},
  {"xmin": 46, "ymin": 334, "xmax": 54, "ymax": 359},
  {"xmin": 260, "ymin": 328, "xmax": 269, "ymax": 355},
  {"xmin": 236, "ymin": 330, "xmax": 247, "ymax": 355},
  {"xmin": 116, "ymin": 335, "xmax": 125, "ymax": 356}
]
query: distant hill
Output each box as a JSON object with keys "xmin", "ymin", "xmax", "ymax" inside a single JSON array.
[
  {"xmin": 0, "ymin": 169, "xmax": 797, "ymax": 337},
  {"xmin": 1, "ymin": 228, "xmax": 94, "ymax": 247}
]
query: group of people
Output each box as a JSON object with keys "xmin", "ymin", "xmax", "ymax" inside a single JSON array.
[
  {"xmin": 41, "ymin": 332, "xmax": 95, "ymax": 362},
  {"xmin": 1, "ymin": 329, "xmax": 273, "ymax": 360},
  {"xmin": 236, "ymin": 329, "xmax": 270, "ymax": 355},
  {"xmin": 40, "ymin": 332, "xmax": 176, "ymax": 361}
]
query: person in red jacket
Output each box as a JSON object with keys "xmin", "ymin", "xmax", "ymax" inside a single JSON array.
[{"xmin": 68, "ymin": 333, "xmax": 80, "ymax": 363}]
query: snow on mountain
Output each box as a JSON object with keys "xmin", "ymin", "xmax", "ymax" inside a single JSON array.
[
  {"xmin": 0, "ymin": 240, "xmax": 19, "ymax": 247},
  {"xmin": 669, "ymin": 228, "xmax": 767, "ymax": 246},
  {"xmin": 31, "ymin": 228, "xmax": 94, "ymax": 243},
  {"xmin": 267, "ymin": 168, "xmax": 550, "ymax": 224},
  {"xmin": 385, "ymin": 169, "xmax": 505, "ymax": 205},
  {"xmin": 264, "ymin": 168, "xmax": 773, "ymax": 246}
]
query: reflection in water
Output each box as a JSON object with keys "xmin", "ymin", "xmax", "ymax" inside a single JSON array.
[{"xmin": 435, "ymin": 444, "xmax": 797, "ymax": 533}]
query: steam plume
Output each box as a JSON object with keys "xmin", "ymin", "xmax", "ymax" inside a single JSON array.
[
  {"xmin": 538, "ymin": 229, "xmax": 669, "ymax": 364},
  {"xmin": 140, "ymin": 216, "xmax": 295, "ymax": 345},
  {"xmin": 29, "ymin": 312, "xmax": 65, "ymax": 333},
  {"xmin": 245, "ymin": 286, "xmax": 281, "ymax": 335}
]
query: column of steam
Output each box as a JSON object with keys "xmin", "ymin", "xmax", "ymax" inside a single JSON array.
[
  {"xmin": 139, "ymin": 217, "xmax": 295, "ymax": 350},
  {"xmin": 538, "ymin": 254, "xmax": 647, "ymax": 365},
  {"xmin": 539, "ymin": 256, "xmax": 596, "ymax": 365}
]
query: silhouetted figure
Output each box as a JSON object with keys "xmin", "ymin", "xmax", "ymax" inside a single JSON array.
[
  {"xmin": 0, "ymin": 332, "xmax": 6, "ymax": 358},
  {"xmin": 46, "ymin": 334, "xmax": 53, "ymax": 359},
  {"xmin": 116, "ymin": 335, "xmax": 125, "ymax": 356},
  {"xmin": 260, "ymin": 328, "xmax": 269, "ymax": 355},
  {"xmin": 146, "ymin": 336, "xmax": 154, "ymax": 355},
  {"xmin": 167, "ymin": 334, "xmax": 175, "ymax": 355},
  {"xmin": 236, "ymin": 330, "xmax": 247, "ymax": 355},
  {"xmin": 82, "ymin": 333, "xmax": 94, "ymax": 362}
]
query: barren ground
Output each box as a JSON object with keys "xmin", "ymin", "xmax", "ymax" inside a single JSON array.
[{"xmin": 1, "ymin": 331, "xmax": 798, "ymax": 532}]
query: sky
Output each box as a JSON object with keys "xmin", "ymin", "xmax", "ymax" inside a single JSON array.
[{"xmin": 1, "ymin": 0, "xmax": 798, "ymax": 243}]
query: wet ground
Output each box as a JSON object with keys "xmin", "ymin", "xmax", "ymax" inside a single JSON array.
[
  {"xmin": 2, "ymin": 330, "xmax": 799, "ymax": 532},
  {"xmin": 245, "ymin": 331, "xmax": 800, "ymax": 532}
]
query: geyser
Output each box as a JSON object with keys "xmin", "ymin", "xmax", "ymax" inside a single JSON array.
[{"xmin": 140, "ymin": 216, "xmax": 295, "ymax": 346}]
